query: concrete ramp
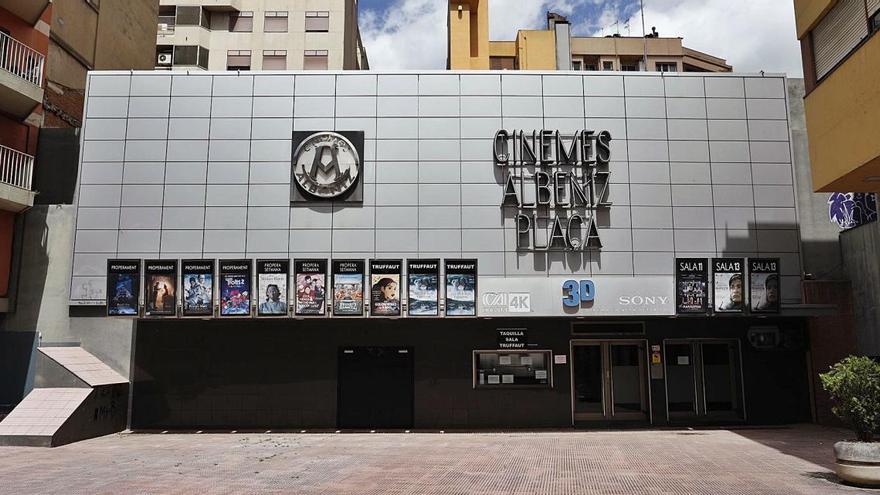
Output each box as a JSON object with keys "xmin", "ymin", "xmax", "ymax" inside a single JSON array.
[
  {"xmin": 0, "ymin": 388, "xmax": 91, "ymax": 447},
  {"xmin": 0, "ymin": 347, "xmax": 128, "ymax": 447}
]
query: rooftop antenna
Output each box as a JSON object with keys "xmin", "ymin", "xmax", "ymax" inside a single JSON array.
[{"xmin": 640, "ymin": 0, "xmax": 648, "ymax": 71}]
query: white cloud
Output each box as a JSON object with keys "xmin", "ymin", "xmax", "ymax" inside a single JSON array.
[
  {"xmin": 614, "ymin": 0, "xmax": 803, "ymax": 76},
  {"xmin": 358, "ymin": 0, "xmax": 448, "ymax": 70},
  {"xmin": 359, "ymin": 0, "xmax": 568, "ymax": 69},
  {"xmin": 359, "ymin": 0, "xmax": 802, "ymax": 77}
]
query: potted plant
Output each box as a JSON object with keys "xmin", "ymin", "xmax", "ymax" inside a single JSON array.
[{"xmin": 820, "ymin": 356, "xmax": 880, "ymax": 486}]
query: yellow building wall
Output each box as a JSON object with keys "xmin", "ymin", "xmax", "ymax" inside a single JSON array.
[
  {"xmin": 793, "ymin": 0, "xmax": 836, "ymax": 38},
  {"xmin": 806, "ymin": 32, "xmax": 880, "ymax": 191},
  {"xmin": 489, "ymin": 41, "xmax": 516, "ymax": 58},
  {"xmin": 515, "ymin": 30, "xmax": 556, "ymax": 70},
  {"xmin": 448, "ymin": 0, "xmax": 489, "ymax": 70}
]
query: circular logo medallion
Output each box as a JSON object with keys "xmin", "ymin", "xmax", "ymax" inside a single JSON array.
[{"xmin": 292, "ymin": 132, "xmax": 360, "ymax": 199}]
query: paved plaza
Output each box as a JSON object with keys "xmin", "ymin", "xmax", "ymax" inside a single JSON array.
[{"xmin": 0, "ymin": 424, "xmax": 874, "ymax": 494}]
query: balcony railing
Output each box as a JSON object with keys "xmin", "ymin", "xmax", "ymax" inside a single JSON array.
[
  {"xmin": 0, "ymin": 144, "xmax": 34, "ymax": 190},
  {"xmin": 157, "ymin": 15, "xmax": 176, "ymax": 33},
  {"xmin": 0, "ymin": 30, "xmax": 45, "ymax": 87}
]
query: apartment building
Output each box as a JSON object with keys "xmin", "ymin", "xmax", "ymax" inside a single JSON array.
[
  {"xmin": 156, "ymin": 0, "xmax": 369, "ymax": 71},
  {"xmin": 44, "ymin": 0, "xmax": 158, "ymax": 129},
  {"xmin": 793, "ymin": 0, "xmax": 879, "ymax": 193},
  {"xmin": 448, "ymin": 0, "xmax": 731, "ymax": 73},
  {"xmin": 0, "ymin": 0, "xmax": 158, "ymax": 419},
  {"xmin": 792, "ymin": 1, "xmax": 880, "ymax": 360},
  {"xmin": 0, "ymin": 1, "xmax": 48, "ymax": 311}
]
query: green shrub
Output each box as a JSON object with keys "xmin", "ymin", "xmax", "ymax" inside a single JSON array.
[{"xmin": 820, "ymin": 356, "xmax": 880, "ymax": 442}]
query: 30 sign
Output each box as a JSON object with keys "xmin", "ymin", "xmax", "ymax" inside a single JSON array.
[{"xmin": 562, "ymin": 280, "xmax": 595, "ymax": 307}]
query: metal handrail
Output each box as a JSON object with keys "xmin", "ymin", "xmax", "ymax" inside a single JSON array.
[
  {"xmin": 157, "ymin": 15, "xmax": 176, "ymax": 33},
  {"xmin": 0, "ymin": 30, "xmax": 44, "ymax": 87},
  {"xmin": 0, "ymin": 144, "xmax": 34, "ymax": 190}
]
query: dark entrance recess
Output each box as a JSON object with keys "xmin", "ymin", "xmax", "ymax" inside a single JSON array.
[{"xmin": 337, "ymin": 347, "xmax": 414, "ymax": 429}]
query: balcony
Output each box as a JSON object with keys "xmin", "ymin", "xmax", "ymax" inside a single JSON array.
[
  {"xmin": 0, "ymin": 31, "xmax": 45, "ymax": 120},
  {"xmin": 0, "ymin": 0, "xmax": 50, "ymax": 25},
  {"xmin": 157, "ymin": 15, "xmax": 176, "ymax": 34},
  {"xmin": 199, "ymin": 0, "xmax": 241, "ymax": 12},
  {"xmin": 0, "ymin": 144, "xmax": 35, "ymax": 212}
]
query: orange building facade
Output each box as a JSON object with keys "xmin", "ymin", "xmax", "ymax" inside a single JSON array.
[{"xmin": 0, "ymin": 2, "xmax": 49, "ymax": 301}]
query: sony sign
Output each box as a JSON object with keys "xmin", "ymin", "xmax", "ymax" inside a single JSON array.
[
  {"xmin": 618, "ymin": 295, "xmax": 671, "ymax": 307},
  {"xmin": 493, "ymin": 129, "xmax": 612, "ymax": 251}
]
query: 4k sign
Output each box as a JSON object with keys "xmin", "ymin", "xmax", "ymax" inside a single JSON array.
[{"xmin": 481, "ymin": 292, "xmax": 532, "ymax": 314}]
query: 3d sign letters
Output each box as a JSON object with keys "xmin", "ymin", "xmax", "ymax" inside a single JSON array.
[{"xmin": 562, "ymin": 279, "xmax": 595, "ymax": 307}]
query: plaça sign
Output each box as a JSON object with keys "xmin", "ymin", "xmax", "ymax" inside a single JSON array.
[
  {"xmin": 477, "ymin": 276, "xmax": 674, "ymax": 316},
  {"xmin": 493, "ymin": 129, "xmax": 612, "ymax": 251}
]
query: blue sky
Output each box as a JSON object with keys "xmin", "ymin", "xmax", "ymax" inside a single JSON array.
[
  {"xmin": 359, "ymin": 0, "xmax": 644, "ymax": 37},
  {"xmin": 355, "ymin": 0, "xmax": 803, "ymax": 77}
]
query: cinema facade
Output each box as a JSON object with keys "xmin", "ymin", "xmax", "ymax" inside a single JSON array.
[{"xmin": 71, "ymin": 71, "xmax": 811, "ymax": 429}]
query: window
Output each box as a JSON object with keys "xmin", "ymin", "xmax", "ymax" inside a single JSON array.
[
  {"xmin": 572, "ymin": 60, "xmax": 582, "ymax": 71},
  {"xmin": 621, "ymin": 64, "xmax": 639, "ymax": 71},
  {"xmin": 200, "ymin": 9, "xmax": 211, "ymax": 29},
  {"xmin": 226, "ymin": 50, "xmax": 251, "ymax": 70},
  {"xmin": 305, "ymin": 11, "xmax": 330, "ymax": 32},
  {"xmin": 165, "ymin": 45, "xmax": 207, "ymax": 69},
  {"xmin": 158, "ymin": 5, "xmax": 176, "ymax": 32},
  {"xmin": 871, "ymin": 9, "xmax": 880, "ymax": 33},
  {"xmin": 303, "ymin": 50, "xmax": 328, "ymax": 70},
  {"xmin": 262, "ymin": 50, "xmax": 287, "ymax": 70},
  {"xmin": 489, "ymin": 56, "xmax": 515, "ymax": 70},
  {"xmin": 229, "ymin": 11, "xmax": 253, "ymax": 32},
  {"xmin": 198, "ymin": 46, "xmax": 209, "ymax": 70},
  {"xmin": 602, "ymin": 60, "xmax": 614, "ymax": 71},
  {"xmin": 264, "ymin": 11, "xmax": 288, "ymax": 32},
  {"xmin": 656, "ymin": 62, "xmax": 677, "ymax": 73},
  {"xmin": 173, "ymin": 45, "xmax": 198, "ymax": 65},
  {"xmin": 584, "ymin": 64, "xmax": 597, "ymax": 71},
  {"xmin": 176, "ymin": 6, "xmax": 201, "ymax": 26},
  {"xmin": 474, "ymin": 351, "xmax": 552, "ymax": 388},
  {"xmin": 812, "ymin": 0, "xmax": 868, "ymax": 79}
]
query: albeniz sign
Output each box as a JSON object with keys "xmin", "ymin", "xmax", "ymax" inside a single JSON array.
[
  {"xmin": 291, "ymin": 131, "xmax": 365, "ymax": 203},
  {"xmin": 494, "ymin": 129, "xmax": 612, "ymax": 251}
]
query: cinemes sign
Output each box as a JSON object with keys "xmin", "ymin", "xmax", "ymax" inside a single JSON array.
[{"xmin": 493, "ymin": 129, "xmax": 612, "ymax": 251}]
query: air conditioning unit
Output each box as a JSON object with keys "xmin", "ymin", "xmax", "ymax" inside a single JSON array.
[
  {"xmin": 158, "ymin": 23, "xmax": 169, "ymax": 32},
  {"xmin": 157, "ymin": 53, "xmax": 173, "ymax": 66}
]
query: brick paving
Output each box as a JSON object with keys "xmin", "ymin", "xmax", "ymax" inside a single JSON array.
[{"xmin": 0, "ymin": 424, "xmax": 874, "ymax": 494}]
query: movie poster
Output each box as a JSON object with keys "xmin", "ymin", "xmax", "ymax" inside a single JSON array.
[
  {"xmin": 219, "ymin": 260, "xmax": 252, "ymax": 317},
  {"xmin": 294, "ymin": 259, "xmax": 327, "ymax": 316},
  {"xmin": 675, "ymin": 258, "xmax": 708, "ymax": 314},
  {"xmin": 256, "ymin": 259, "xmax": 289, "ymax": 317},
  {"xmin": 106, "ymin": 259, "xmax": 140, "ymax": 316},
  {"xmin": 713, "ymin": 258, "xmax": 745, "ymax": 313},
  {"xmin": 370, "ymin": 259, "xmax": 402, "ymax": 316},
  {"xmin": 332, "ymin": 259, "xmax": 364, "ymax": 316},
  {"xmin": 144, "ymin": 260, "xmax": 178, "ymax": 317},
  {"xmin": 750, "ymin": 258, "xmax": 780, "ymax": 313},
  {"xmin": 445, "ymin": 259, "xmax": 477, "ymax": 316},
  {"xmin": 407, "ymin": 259, "xmax": 439, "ymax": 316},
  {"xmin": 181, "ymin": 260, "xmax": 214, "ymax": 317}
]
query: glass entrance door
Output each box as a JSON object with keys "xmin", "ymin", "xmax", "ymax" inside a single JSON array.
[
  {"xmin": 572, "ymin": 340, "xmax": 649, "ymax": 423},
  {"xmin": 664, "ymin": 340, "xmax": 744, "ymax": 421}
]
